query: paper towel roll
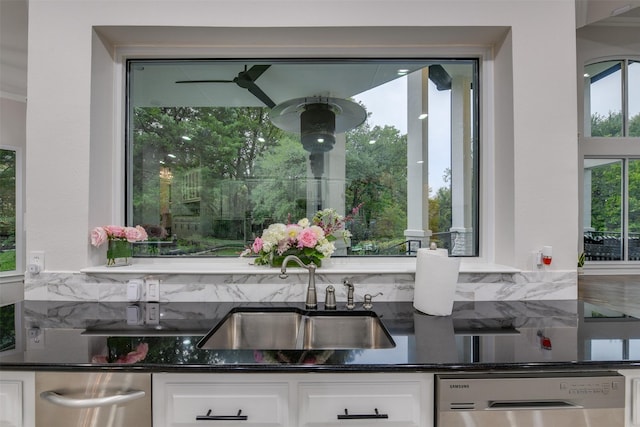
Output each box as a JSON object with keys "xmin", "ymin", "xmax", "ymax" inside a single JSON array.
[{"xmin": 413, "ymin": 248, "xmax": 460, "ymax": 316}]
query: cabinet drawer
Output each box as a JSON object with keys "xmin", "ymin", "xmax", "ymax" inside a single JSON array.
[
  {"xmin": 160, "ymin": 382, "xmax": 289, "ymax": 427},
  {"xmin": 298, "ymin": 381, "xmax": 422, "ymax": 427}
]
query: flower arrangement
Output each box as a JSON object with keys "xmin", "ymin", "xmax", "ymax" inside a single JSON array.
[
  {"xmin": 243, "ymin": 208, "xmax": 356, "ymax": 267},
  {"xmin": 90, "ymin": 225, "xmax": 148, "ymax": 266}
]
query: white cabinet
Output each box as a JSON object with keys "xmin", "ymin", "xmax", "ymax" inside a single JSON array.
[
  {"xmin": 619, "ymin": 370, "xmax": 640, "ymax": 427},
  {"xmin": 153, "ymin": 373, "xmax": 434, "ymax": 427},
  {"xmin": 298, "ymin": 374, "xmax": 430, "ymax": 427},
  {"xmin": 154, "ymin": 373, "xmax": 290, "ymax": 427},
  {"xmin": 0, "ymin": 371, "xmax": 35, "ymax": 427}
]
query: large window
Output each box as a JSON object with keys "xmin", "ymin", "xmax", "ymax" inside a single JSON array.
[
  {"xmin": 127, "ymin": 59, "xmax": 479, "ymax": 258},
  {"xmin": 583, "ymin": 58, "xmax": 640, "ymax": 264}
]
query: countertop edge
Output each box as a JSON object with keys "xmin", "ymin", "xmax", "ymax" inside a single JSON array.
[{"xmin": 3, "ymin": 361, "xmax": 640, "ymax": 374}]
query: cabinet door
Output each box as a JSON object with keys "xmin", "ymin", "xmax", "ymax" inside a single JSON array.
[
  {"xmin": 0, "ymin": 371, "xmax": 35, "ymax": 427},
  {"xmin": 298, "ymin": 380, "xmax": 423, "ymax": 427},
  {"xmin": 154, "ymin": 374, "xmax": 289, "ymax": 427},
  {"xmin": 620, "ymin": 370, "xmax": 640, "ymax": 427}
]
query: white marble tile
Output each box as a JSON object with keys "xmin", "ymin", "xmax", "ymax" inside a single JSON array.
[{"xmin": 23, "ymin": 270, "xmax": 577, "ymax": 302}]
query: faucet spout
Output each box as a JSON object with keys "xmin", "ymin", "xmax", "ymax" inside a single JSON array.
[{"xmin": 280, "ymin": 255, "xmax": 317, "ymax": 309}]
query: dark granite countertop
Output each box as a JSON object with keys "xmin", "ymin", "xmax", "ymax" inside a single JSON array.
[{"xmin": 1, "ymin": 300, "xmax": 640, "ymax": 373}]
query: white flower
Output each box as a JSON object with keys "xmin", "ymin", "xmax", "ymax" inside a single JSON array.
[
  {"xmin": 298, "ymin": 218, "xmax": 310, "ymax": 228},
  {"xmin": 316, "ymin": 239, "xmax": 336, "ymax": 257},
  {"xmin": 262, "ymin": 223, "xmax": 286, "ymax": 245}
]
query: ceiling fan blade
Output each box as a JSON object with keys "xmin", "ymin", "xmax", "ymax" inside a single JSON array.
[
  {"xmin": 174, "ymin": 64, "xmax": 274, "ymax": 107},
  {"xmin": 243, "ymin": 64, "xmax": 271, "ymax": 81},
  {"xmin": 246, "ymin": 82, "xmax": 276, "ymax": 108},
  {"xmin": 175, "ymin": 79, "xmax": 234, "ymax": 84}
]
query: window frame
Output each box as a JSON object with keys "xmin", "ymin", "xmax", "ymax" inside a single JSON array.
[
  {"xmin": 124, "ymin": 57, "xmax": 482, "ymax": 259},
  {"xmin": 580, "ymin": 56, "xmax": 640, "ymax": 271},
  {"xmin": 112, "ymin": 41, "xmax": 496, "ymax": 266}
]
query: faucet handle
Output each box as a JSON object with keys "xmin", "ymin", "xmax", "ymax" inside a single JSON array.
[{"xmin": 363, "ymin": 292, "xmax": 382, "ymax": 310}]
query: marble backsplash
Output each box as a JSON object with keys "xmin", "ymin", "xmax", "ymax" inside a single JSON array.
[{"xmin": 24, "ymin": 269, "xmax": 577, "ymax": 302}]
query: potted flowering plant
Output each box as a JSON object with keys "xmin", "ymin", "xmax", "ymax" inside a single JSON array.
[
  {"xmin": 91, "ymin": 225, "xmax": 148, "ymax": 266},
  {"xmin": 243, "ymin": 208, "xmax": 356, "ymax": 267}
]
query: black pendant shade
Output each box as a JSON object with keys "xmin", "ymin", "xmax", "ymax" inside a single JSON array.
[{"xmin": 270, "ymin": 96, "xmax": 366, "ymax": 154}]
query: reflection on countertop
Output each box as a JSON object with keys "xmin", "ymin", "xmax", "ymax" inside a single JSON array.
[{"xmin": 1, "ymin": 299, "xmax": 639, "ymax": 370}]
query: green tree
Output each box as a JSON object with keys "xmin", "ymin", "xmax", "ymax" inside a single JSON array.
[
  {"xmin": 590, "ymin": 161, "xmax": 622, "ymax": 232},
  {"xmin": 591, "ymin": 111, "xmax": 623, "ymax": 137},
  {"xmin": 345, "ymin": 123, "xmax": 407, "ymax": 241},
  {"xmin": 630, "ymin": 113, "xmax": 640, "ymax": 137},
  {"xmin": 250, "ymin": 134, "xmax": 308, "ymax": 225}
]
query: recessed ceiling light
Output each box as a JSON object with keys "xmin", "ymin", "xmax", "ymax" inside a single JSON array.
[
  {"xmin": 584, "ymin": 73, "xmax": 590, "ymax": 78},
  {"xmin": 369, "ymin": 140, "xmax": 376, "ymax": 145},
  {"xmin": 417, "ymin": 160, "xmax": 424, "ymax": 164},
  {"xmin": 167, "ymin": 154, "xmax": 176, "ymax": 158},
  {"xmin": 418, "ymin": 113, "xmax": 428, "ymax": 120},
  {"xmin": 397, "ymin": 68, "xmax": 410, "ymax": 75},
  {"xmin": 258, "ymin": 137, "xmax": 265, "ymax": 142},
  {"xmin": 181, "ymin": 136, "xmax": 191, "ymax": 141},
  {"xmin": 317, "ymin": 138, "xmax": 325, "ymax": 143}
]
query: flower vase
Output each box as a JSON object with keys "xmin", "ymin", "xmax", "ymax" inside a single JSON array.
[
  {"xmin": 269, "ymin": 251, "xmax": 322, "ymax": 268},
  {"xmin": 107, "ymin": 239, "xmax": 133, "ymax": 267}
]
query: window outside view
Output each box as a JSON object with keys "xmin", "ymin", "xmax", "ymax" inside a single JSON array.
[
  {"xmin": 0, "ymin": 148, "xmax": 16, "ymax": 272},
  {"xmin": 584, "ymin": 59, "xmax": 640, "ymax": 262},
  {"xmin": 127, "ymin": 59, "xmax": 479, "ymax": 259}
]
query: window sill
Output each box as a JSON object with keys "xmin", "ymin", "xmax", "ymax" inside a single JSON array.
[{"xmin": 80, "ymin": 257, "xmax": 520, "ymax": 275}]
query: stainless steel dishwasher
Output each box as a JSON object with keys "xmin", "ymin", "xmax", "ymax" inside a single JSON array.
[
  {"xmin": 35, "ymin": 371, "xmax": 151, "ymax": 427},
  {"xmin": 436, "ymin": 372, "xmax": 625, "ymax": 427}
]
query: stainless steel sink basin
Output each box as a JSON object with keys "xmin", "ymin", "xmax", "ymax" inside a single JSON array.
[{"xmin": 197, "ymin": 307, "xmax": 395, "ymax": 350}]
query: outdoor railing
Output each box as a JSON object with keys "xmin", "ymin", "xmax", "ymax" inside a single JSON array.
[{"xmin": 583, "ymin": 230, "xmax": 640, "ymax": 261}]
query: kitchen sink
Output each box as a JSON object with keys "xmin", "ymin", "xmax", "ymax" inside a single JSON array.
[{"xmin": 197, "ymin": 307, "xmax": 395, "ymax": 350}]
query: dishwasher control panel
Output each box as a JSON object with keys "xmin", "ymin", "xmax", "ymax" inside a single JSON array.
[
  {"xmin": 436, "ymin": 372, "xmax": 626, "ymax": 427},
  {"xmin": 436, "ymin": 372, "xmax": 625, "ymax": 410}
]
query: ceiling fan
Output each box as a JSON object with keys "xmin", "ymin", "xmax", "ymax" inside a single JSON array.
[{"xmin": 175, "ymin": 64, "xmax": 276, "ymax": 108}]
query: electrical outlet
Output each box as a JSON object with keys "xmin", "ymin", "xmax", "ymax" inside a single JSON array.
[
  {"xmin": 146, "ymin": 278, "xmax": 160, "ymax": 302},
  {"xmin": 127, "ymin": 279, "xmax": 143, "ymax": 301},
  {"xmin": 29, "ymin": 251, "xmax": 45, "ymax": 271},
  {"xmin": 27, "ymin": 327, "xmax": 45, "ymax": 349},
  {"xmin": 145, "ymin": 303, "xmax": 160, "ymax": 325}
]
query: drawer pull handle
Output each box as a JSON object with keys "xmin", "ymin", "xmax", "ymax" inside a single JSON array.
[
  {"xmin": 196, "ymin": 409, "xmax": 248, "ymax": 421},
  {"xmin": 337, "ymin": 408, "xmax": 389, "ymax": 420}
]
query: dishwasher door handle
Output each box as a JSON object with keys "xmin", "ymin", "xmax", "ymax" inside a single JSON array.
[
  {"xmin": 40, "ymin": 389, "xmax": 146, "ymax": 408},
  {"xmin": 488, "ymin": 400, "xmax": 584, "ymax": 411}
]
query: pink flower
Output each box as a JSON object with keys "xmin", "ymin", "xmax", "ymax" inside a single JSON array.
[
  {"xmin": 135, "ymin": 225, "xmax": 148, "ymax": 241},
  {"xmin": 104, "ymin": 225, "xmax": 125, "ymax": 239},
  {"xmin": 123, "ymin": 225, "xmax": 148, "ymax": 242},
  {"xmin": 297, "ymin": 228, "xmax": 318, "ymax": 249},
  {"xmin": 90, "ymin": 227, "xmax": 108, "ymax": 247},
  {"xmin": 115, "ymin": 342, "xmax": 149, "ymax": 364},
  {"xmin": 252, "ymin": 237, "xmax": 264, "ymax": 253}
]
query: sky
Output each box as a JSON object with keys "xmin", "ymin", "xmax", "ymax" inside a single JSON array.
[
  {"xmin": 590, "ymin": 61, "xmax": 639, "ymax": 117},
  {"xmin": 354, "ymin": 75, "xmax": 453, "ymax": 192}
]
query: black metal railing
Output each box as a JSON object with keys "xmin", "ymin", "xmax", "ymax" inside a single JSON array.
[{"xmin": 583, "ymin": 230, "xmax": 640, "ymax": 261}]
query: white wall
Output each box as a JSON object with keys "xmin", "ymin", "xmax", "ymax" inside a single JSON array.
[{"xmin": 25, "ymin": 0, "xmax": 579, "ymax": 272}]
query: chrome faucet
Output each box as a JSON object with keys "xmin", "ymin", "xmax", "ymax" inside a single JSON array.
[{"xmin": 279, "ymin": 255, "xmax": 317, "ymax": 309}]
